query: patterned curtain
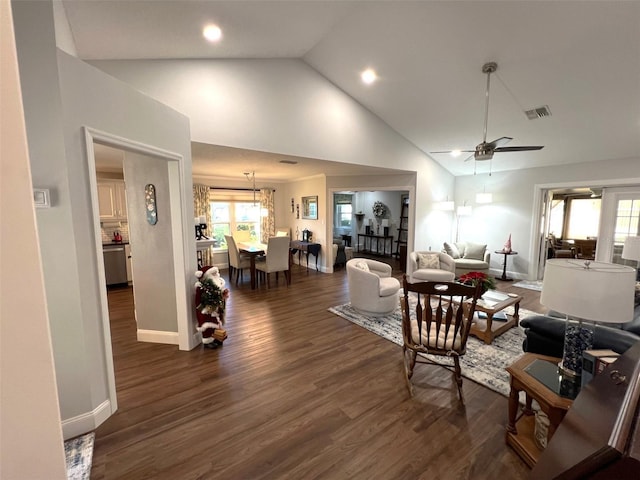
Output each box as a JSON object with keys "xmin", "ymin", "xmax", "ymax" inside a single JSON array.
[
  {"xmin": 260, "ymin": 188, "xmax": 275, "ymax": 243},
  {"xmin": 193, "ymin": 184, "xmax": 212, "ymax": 266}
]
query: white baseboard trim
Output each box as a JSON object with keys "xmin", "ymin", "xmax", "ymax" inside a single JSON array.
[
  {"xmin": 61, "ymin": 399, "xmax": 111, "ymax": 440},
  {"xmin": 137, "ymin": 329, "xmax": 180, "ymax": 345}
]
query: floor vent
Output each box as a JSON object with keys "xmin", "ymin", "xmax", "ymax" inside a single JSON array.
[{"xmin": 525, "ymin": 105, "xmax": 552, "ymax": 120}]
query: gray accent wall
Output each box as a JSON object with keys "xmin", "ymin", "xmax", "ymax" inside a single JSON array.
[{"xmin": 124, "ymin": 153, "xmax": 178, "ymax": 333}]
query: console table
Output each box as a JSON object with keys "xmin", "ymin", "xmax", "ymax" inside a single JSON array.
[
  {"xmin": 357, "ymin": 234, "xmax": 393, "ymax": 257},
  {"xmin": 290, "ymin": 240, "xmax": 321, "ymax": 272}
]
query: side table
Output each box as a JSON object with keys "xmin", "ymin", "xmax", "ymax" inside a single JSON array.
[
  {"xmin": 495, "ymin": 250, "xmax": 517, "ymax": 281},
  {"xmin": 506, "ymin": 353, "xmax": 576, "ymax": 467}
]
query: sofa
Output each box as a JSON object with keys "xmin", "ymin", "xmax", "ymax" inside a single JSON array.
[
  {"xmin": 442, "ymin": 241, "xmax": 491, "ymax": 276},
  {"xmin": 346, "ymin": 258, "xmax": 401, "ymax": 315},
  {"xmin": 407, "ymin": 251, "xmax": 456, "ymax": 283},
  {"xmin": 521, "ymin": 303, "xmax": 640, "ymax": 357}
]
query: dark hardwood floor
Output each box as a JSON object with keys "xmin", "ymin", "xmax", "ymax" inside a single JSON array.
[{"xmin": 92, "ymin": 258, "xmax": 543, "ymax": 479}]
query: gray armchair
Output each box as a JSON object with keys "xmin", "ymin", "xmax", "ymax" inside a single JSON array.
[{"xmin": 407, "ymin": 251, "xmax": 456, "ymax": 283}]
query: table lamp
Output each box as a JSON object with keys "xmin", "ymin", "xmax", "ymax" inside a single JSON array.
[{"xmin": 541, "ymin": 259, "xmax": 636, "ymax": 377}]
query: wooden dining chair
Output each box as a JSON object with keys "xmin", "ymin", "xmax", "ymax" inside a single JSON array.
[
  {"xmin": 255, "ymin": 236, "xmax": 291, "ymax": 288},
  {"xmin": 224, "ymin": 235, "xmax": 251, "ymax": 286},
  {"xmin": 400, "ymin": 275, "xmax": 482, "ymax": 403}
]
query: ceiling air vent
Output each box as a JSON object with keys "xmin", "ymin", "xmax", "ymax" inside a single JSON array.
[
  {"xmin": 279, "ymin": 160, "xmax": 298, "ymax": 165},
  {"xmin": 525, "ymin": 105, "xmax": 552, "ymax": 120}
]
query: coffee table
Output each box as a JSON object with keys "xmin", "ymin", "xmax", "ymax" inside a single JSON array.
[{"xmin": 468, "ymin": 290, "xmax": 521, "ymax": 344}]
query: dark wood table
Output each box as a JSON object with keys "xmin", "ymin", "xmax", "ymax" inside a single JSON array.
[
  {"xmin": 237, "ymin": 242, "xmax": 267, "ymax": 289},
  {"xmin": 290, "ymin": 240, "xmax": 321, "ymax": 271},
  {"xmin": 495, "ymin": 250, "xmax": 518, "ymax": 281},
  {"xmin": 357, "ymin": 233, "xmax": 393, "ymax": 257},
  {"xmin": 506, "ymin": 353, "xmax": 574, "ymax": 467}
]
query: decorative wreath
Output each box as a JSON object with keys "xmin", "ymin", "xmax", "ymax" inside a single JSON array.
[{"xmin": 372, "ymin": 201, "xmax": 386, "ymax": 218}]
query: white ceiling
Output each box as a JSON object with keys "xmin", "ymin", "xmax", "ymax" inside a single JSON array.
[{"xmin": 65, "ymin": 1, "xmax": 640, "ymax": 178}]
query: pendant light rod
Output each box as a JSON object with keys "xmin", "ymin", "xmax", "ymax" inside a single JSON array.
[{"xmin": 244, "ymin": 171, "xmax": 257, "ymax": 205}]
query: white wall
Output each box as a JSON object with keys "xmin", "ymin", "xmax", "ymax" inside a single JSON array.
[
  {"xmin": 1, "ymin": 1, "xmax": 67, "ymax": 476},
  {"xmin": 90, "ymin": 58, "xmax": 456, "ymax": 252},
  {"xmin": 12, "ymin": 0, "xmax": 195, "ymax": 437},
  {"xmin": 455, "ymin": 158, "xmax": 640, "ymax": 279}
]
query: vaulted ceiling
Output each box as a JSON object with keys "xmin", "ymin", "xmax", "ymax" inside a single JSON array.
[{"xmin": 63, "ymin": 1, "xmax": 640, "ymax": 178}]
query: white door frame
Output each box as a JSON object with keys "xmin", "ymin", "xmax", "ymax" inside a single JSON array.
[
  {"xmin": 84, "ymin": 127, "xmax": 192, "ymax": 414},
  {"xmin": 327, "ymin": 184, "xmax": 416, "ymax": 272},
  {"xmin": 532, "ymin": 177, "xmax": 640, "ymax": 279}
]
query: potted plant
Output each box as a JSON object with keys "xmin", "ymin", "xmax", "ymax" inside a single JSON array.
[{"xmin": 457, "ymin": 271, "xmax": 496, "ymax": 296}]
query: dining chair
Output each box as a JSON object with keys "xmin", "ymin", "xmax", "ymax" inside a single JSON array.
[
  {"xmin": 255, "ymin": 236, "xmax": 291, "ymax": 288},
  {"xmin": 224, "ymin": 235, "xmax": 251, "ymax": 286},
  {"xmin": 400, "ymin": 275, "xmax": 482, "ymax": 403}
]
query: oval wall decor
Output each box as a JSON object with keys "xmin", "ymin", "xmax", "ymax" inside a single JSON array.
[{"xmin": 145, "ymin": 184, "xmax": 158, "ymax": 225}]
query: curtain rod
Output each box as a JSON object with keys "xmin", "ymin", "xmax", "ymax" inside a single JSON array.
[{"xmin": 209, "ymin": 187, "xmax": 276, "ymax": 191}]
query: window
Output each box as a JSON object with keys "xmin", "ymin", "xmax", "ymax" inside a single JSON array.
[
  {"xmin": 614, "ymin": 199, "xmax": 640, "ymax": 243},
  {"xmin": 566, "ymin": 198, "xmax": 601, "ymax": 239},
  {"xmin": 333, "ymin": 193, "xmax": 353, "ymax": 229},
  {"xmin": 335, "ymin": 203, "xmax": 353, "ymax": 228},
  {"xmin": 548, "ymin": 199, "xmax": 565, "ymax": 238},
  {"xmin": 210, "ymin": 201, "xmax": 261, "ymax": 248}
]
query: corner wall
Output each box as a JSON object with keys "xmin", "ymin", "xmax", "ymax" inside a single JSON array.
[{"xmin": 13, "ymin": 0, "xmax": 194, "ymax": 438}]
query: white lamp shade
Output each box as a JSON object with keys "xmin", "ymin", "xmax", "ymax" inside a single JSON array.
[
  {"xmin": 435, "ymin": 200, "xmax": 454, "ymax": 211},
  {"xmin": 622, "ymin": 236, "xmax": 640, "ymax": 261},
  {"xmin": 541, "ymin": 259, "xmax": 636, "ymax": 324},
  {"xmin": 476, "ymin": 192, "xmax": 493, "ymax": 204}
]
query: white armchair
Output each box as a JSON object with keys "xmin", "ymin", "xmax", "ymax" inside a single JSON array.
[
  {"xmin": 407, "ymin": 251, "xmax": 456, "ymax": 283},
  {"xmin": 346, "ymin": 258, "xmax": 401, "ymax": 315}
]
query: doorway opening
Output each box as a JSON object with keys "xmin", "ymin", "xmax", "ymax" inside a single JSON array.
[
  {"xmin": 535, "ymin": 184, "xmax": 640, "ymax": 281},
  {"xmin": 84, "ymin": 127, "xmax": 191, "ymax": 416}
]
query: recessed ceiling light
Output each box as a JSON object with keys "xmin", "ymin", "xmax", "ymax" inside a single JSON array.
[
  {"xmin": 203, "ymin": 24, "xmax": 222, "ymax": 43},
  {"xmin": 361, "ymin": 68, "xmax": 377, "ymax": 85},
  {"xmin": 451, "ymin": 150, "xmax": 462, "ymax": 157}
]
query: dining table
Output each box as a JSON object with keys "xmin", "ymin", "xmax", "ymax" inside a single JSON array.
[{"xmin": 237, "ymin": 241, "xmax": 267, "ymax": 289}]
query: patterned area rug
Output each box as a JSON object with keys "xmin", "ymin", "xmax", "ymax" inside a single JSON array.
[
  {"xmin": 65, "ymin": 432, "xmax": 95, "ymax": 480},
  {"xmin": 329, "ymin": 299, "xmax": 539, "ymax": 397},
  {"xmin": 512, "ymin": 280, "xmax": 543, "ymax": 292}
]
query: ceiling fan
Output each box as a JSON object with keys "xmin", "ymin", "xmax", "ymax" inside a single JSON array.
[{"xmin": 432, "ymin": 62, "xmax": 544, "ymax": 162}]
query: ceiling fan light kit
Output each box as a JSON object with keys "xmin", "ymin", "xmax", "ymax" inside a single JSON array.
[{"xmin": 431, "ymin": 61, "xmax": 544, "ymax": 165}]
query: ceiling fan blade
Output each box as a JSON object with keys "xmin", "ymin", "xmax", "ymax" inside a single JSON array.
[
  {"xmin": 430, "ymin": 150, "xmax": 474, "ymax": 154},
  {"xmin": 463, "ymin": 152, "xmax": 476, "ymax": 162},
  {"xmin": 494, "ymin": 145, "xmax": 544, "ymax": 152},
  {"xmin": 487, "ymin": 137, "xmax": 512, "ymax": 148}
]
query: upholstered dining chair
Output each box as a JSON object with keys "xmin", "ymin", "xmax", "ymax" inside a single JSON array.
[
  {"xmin": 400, "ymin": 275, "xmax": 482, "ymax": 403},
  {"xmin": 224, "ymin": 235, "xmax": 251, "ymax": 286},
  {"xmin": 255, "ymin": 236, "xmax": 291, "ymax": 288}
]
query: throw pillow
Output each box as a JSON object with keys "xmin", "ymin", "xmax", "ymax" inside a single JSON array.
[
  {"xmin": 276, "ymin": 231, "xmax": 288, "ymax": 237},
  {"xmin": 354, "ymin": 261, "xmax": 370, "ymax": 272},
  {"xmin": 463, "ymin": 242, "xmax": 487, "ymax": 260},
  {"xmin": 417, "ymin": 253, "xmax": 440, "ymax": 270},
  {"xmin": 443, "ymin": 242, "xmax": 460, "ymax": 259}
]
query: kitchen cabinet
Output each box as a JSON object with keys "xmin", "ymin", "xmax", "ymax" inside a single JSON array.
[{"xmin": 97, "ymin": 180, "xmax": 128, "ymax": 220}]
